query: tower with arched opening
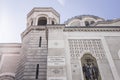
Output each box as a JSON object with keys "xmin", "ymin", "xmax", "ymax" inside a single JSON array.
[
  {"xmin": 15, "ymin": 7, "xmax": 60, "ymax": 80},
  {"xmin": 0, "ymin": 7, "xmax": 120, "ymax": 80}
]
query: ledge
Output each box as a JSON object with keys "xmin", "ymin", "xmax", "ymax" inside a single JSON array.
[
  {"xmin": 21, "ymin": 25, "xmax": 120, "ymax": 39},
  {"xmin": 21, "ymin": 24, "xmax": 65, "ymax": 39},
  {"xmin": 27, "ymin": 7, "xmax": 60, "ymax": 18},
  {"xmin": 64, "ymin": 26, "xmax": 120, "ymax": 32},
  {"xmin": 0, "ymin": 43, "xmax": 21, "ymax": 48}
]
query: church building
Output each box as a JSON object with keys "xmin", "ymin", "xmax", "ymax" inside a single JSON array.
[{"xmin": 0, "ymin": 7, "xmax": 120, "ymax": 80}]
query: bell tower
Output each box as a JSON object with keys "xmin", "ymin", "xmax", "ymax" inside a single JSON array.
[
  {"xmin": 15, "ymin": 7, "xmax": 60, "ymax": 80},
  {"xmin": 27, "ymin": 7, "xmax": 60, "ymax": 27}
]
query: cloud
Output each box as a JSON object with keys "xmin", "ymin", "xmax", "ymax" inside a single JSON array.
[{"xmin": 57, "ymin": 0, "xmax": 65, "ymax": 6}]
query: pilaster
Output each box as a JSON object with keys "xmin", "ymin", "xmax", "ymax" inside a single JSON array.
[{"xmin": 47, "ymin": 25, "xmax": 67, "ymax": 80}]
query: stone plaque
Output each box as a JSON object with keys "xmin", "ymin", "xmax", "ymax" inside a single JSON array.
[{"xmin": 48, "ymin": 56, "xmax": 65, "ymax": 66}]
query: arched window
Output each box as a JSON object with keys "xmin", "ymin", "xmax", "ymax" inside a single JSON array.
[
  {"xmin": 85, "ymin": 21, "xmax": 89, "ymax": 26},
  {"xmin": 37, "ymin": 17, "xmax": 47, "ymax": 25},
  {"xmin": 52, "ymin": 21, "xmax": 55, "ymax": 25},
  {"xmin": 90, "ymin": 21, "xmax": 95, "ymax": 24},
  {"xmin": 81, "ymin": 54, "xmax": 101, "ymax": 80}
]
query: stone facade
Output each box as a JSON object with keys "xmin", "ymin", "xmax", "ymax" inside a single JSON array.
[{"xmin": 0, "ymin": 7, "xmax": 120, "ymax": 80}]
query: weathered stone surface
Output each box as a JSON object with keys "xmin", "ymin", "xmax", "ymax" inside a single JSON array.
[{"xmin": 0, "ymin": 7, "xmax": 120, "ymax": 80}]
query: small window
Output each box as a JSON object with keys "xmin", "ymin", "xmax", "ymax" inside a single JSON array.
[
  {"xmin": 39, "ymin": 37, "xmax": 42, "ymax": 47},
  {"xmin": 38, "ymin": 17, "xmax": 47, "ymax": 25},
  {"xmin": 85, "ymin": 21, "xmax": 89, "ymax": 26},
  {"xmin": 52, "ymin": 21, "xmax": 55, "ymax": 25},
  {"xmin": 35, "ymin": 64, "xmax": 39, "ymax": 79}
]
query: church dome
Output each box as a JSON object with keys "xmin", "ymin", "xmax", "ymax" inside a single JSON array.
[{"xmin": 65, "ymin": 15, "xmax": 105, "ymax": 26}]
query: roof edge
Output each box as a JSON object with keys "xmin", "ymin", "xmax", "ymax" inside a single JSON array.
[{"xmin": 27, "ymin": 7, "xmax": 60, "ymax": 18}]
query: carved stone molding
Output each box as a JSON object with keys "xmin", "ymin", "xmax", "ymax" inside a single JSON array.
[
  {"xmin": 0, "ymin": 75, "xmax": 15, "ymax": 80},
  {"xmin": 64, "ymin": 27, "xmax": 120, "ymax": 32}
]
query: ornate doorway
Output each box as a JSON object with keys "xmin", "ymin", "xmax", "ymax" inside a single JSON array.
[{"xmin": 81, "ymin": 54, "xmax": 101, "ymax": 80}]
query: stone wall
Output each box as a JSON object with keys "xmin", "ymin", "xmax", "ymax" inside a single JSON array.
[
  {"xmin": 15, "ymin": 27, "xmax": 48, "ymax": 80},
  {"xmin": 105, "ymin": 36, "xmax": 120, "ymax": 77},
  {"xmin": 0, "ymin": 43, "xmax": 21, "ymax": 80}
]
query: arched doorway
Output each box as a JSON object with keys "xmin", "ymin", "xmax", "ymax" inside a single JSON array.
[
  {"xmin": 37, "ymin": 17, "xmax": 47, "ymax": 25},
  {"xmin": 81, "ymin": 54, "xmax": 101, "ymax": 80}
]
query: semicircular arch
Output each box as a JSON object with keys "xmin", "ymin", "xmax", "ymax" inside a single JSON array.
[
  {"xmin": 67, "ymin": 19, "xmax": 81, "ymax": 26},
  {"xmin": 36, "ymin": 14, "xmax": 49, "ymax": 25},
  {"xmin": 81, "ymin": 53, "xmax": 101, "ymax": 80}
]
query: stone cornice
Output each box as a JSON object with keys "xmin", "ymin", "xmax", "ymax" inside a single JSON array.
[
  {"xmin": 21, "ymin": 25, "xmax": 120, "ymax": 39},
  {"xmin": 64, "ymin": 26, "xmax": 120, "ymax": 32},
  {"xmin": 65, "ymin": 26, "xmax": 120, "ymax": 28},
  {"xmin": 47, "ymin": 24, "xmax": 65, "ymax": 29},
  {"xmin": 0, "ymin": 43, "xmax": 21, "ymax": 48},
  {"xmin": 21, "ymin": 26, "xmax": 46, "ymax": 39},
  {"xmin": 94, "ymin": 19, "xmax": 120, "ymax": 26},
  {"xmin": 21, "ymin": 24, "xmax": 65, "ymax": 39}
]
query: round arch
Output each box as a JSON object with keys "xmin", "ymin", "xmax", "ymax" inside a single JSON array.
[
  {"xmin": 37, "ymin": 17, "xmax": 47, "ymax": 25},
  {"xmin": 36, "ymin": 14, "xmax": 49, "ymax": 25},
  {"xmin": 81, "ymin": 54, "xmax": 101, "ymax": 80}
]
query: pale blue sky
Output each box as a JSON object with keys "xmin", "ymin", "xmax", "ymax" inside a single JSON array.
[{"xmin": 0, "ymin": 0, "xmax": 120, "ymax": 43}]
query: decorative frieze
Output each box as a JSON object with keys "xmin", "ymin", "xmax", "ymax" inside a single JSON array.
[
  {"xmin": 69, "ymin": 39, "xmax": 106, "ymax": 60},
  {"xmin": 64, "ymin": 27, "xmax": 120, "ymax": 32}
]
